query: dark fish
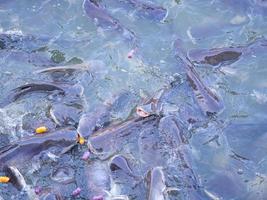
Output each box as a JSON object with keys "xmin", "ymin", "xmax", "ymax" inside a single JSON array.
[
  {"xmin": 49, "ymin": 103, "xmax": 83, "ymax": 127},
  {"xmin": 3, "ymin": 165, "xmax": 27, "ymax": 190},
  {"xmin": 136, "ymin": 88, "xmax": 166, "ymax": 117},
  {"xmin": 89, "ymin": 115, "xmax": 159, "ymax": 156},
  {"xmin": 109, "ymin": 91, "xmax": 140, "ymax": 121},
  {"xmin": 0, "ymin": 33, "xmax": 47, "ymax": 52},
  {"xmin": 77, "ymin": 106, "xmax": 111, "ymax": 138},
  {"xmin": 158, "ymin": 116, "xmax": 208, "ymax": 200},
  {"xmin": 83, "ymin": 0, "xmax": 136, "ymax": 43},
  {"xmin": 0, "ymin": 33, "xmax": 90, "ymax": 53},
  {"xmin": 174, "ymin": 39, "xmax": 224, "ymax": 116},
  {"xmin": 109, "ymin": 154, "xmax": 133, "ymax": 175},
  {"xmin": 188, "ymin": 38, "xmax": 267, "ymax": 66},
  {"xmin": 0, "ymin": 83, "xmax": 65, "ymax": 108},
  {"xmin": 3, "ymin": 165, "xmax": 38, "ymax": 199},
  {"xmin": 189, "ymin": 48, "xmax": 242, "ymax": 66},
  {"xmin": 0, "ymin": 128, "xmax": 77, "ymax": 169},
  {"xmin": 121, "ymin": 0, "xmax": 167, "ymax": 21},
  {"xmin": 145, "ymin": 167, "xmax": 166, "ymax": 200},
  {"xmin": 78, "ymin": 91, "xmax": 139, "ymax": 138}
]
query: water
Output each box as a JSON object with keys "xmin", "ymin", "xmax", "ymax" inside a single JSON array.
[{"xmin": 0, "ymin": 0, "xmax": 267, "ymax": 199}]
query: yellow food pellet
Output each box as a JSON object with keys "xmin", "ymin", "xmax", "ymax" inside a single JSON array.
[
  {"xmin": 79, "ymin": 136, "xmax": 85, "ymax": 145},
  {"xmin": 35, "ymin": 126, "xmax": 48, "ymax": 134},
  {"xmin": 0, "ymin": 176, "xmax": 10, "ymax": 183}
]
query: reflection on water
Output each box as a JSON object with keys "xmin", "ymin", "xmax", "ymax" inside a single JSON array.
[{"xmin": 0, "ymin": 0, "xmax": 266, "ymax": 199}]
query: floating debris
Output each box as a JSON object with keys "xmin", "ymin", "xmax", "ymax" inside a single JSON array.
[
  {"xmin": 127, "ymin": 48, "xmax": 137, "ymax": 59},
  {"xmin": 92, "ymin": 195, "xmax": 104, "ymax": 200},
  {"xmin": 72, "ymin": 187, "xmax": 82, "ymax": 197},
  {"xmin": 81, "ymin": 151, "xmax": 90, "ymax": 160}
]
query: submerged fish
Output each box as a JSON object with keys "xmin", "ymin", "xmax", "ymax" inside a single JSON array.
[
  {"xmin": 83, "ymin": 0, "xmax": 136, "ymax": 43},
  {"xmin": 3, "ymin": 165, "xmax": 38, "ymax": 200},
  {"xmin": 88, "ymin": 115, "xmax": 159, "ymax": 157},
  {"xmin": 0, "ymin": 128, "xmax": 77, "ymax": 169},
  {"xmin": 119, "ymin": 0, "xmax": 167, "ymax": 21},
  {"xmin": 188, "ymin": 38, "xmax": 267, "ymax": 66},
  {"xmin": 145, "ymin": 167, "xmax": 166, "ymax": 200},
  {"xmin": 109, "ymin": 154, "xmax": 133, "ymax": 176},
  {"xmin": 0, "ymin": 83, "xmax": 65, "ymax": 108},
  {"xmin": 174, "ymin": 39, "xmax": 224, "ymax": 116}
]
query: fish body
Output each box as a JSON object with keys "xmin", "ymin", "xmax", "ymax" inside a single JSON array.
[
  {"xmin": 83, "ymin": 0, "xmax": 136, "ymax": 43},
  {"xmin": 0, "ymin": 83, "xmax": 65, "ymax": 108},
  {"xmin": 146, "ymin": 167, "xmax": 166, "ymax": 200},
  {"xmin": 121, "ymin": 0, "xmax": 167, "ymax": 21},
  {"xmin": 3, "ymin": 166, "xmax": 38, "ymax": 200},
  {"xmin": 174, "ymin": 39, "xmax": 224, "ymax": 116},
  {"xmin": 0, "ymin": 128, "xmax": 77, "ymax": 169}
]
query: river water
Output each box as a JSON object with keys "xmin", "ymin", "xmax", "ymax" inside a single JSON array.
[{"xmin": 0, "ymin": 0, "xmax": 267, "ymax": 199}]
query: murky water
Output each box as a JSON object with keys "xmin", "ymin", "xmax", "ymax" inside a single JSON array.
[{"xmin": 0, "ymin": 0, "xmax": 267, "ymax": 199}]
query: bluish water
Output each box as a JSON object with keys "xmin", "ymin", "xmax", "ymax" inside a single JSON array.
[{"xmin": 0, "ymin": 0, "xmax": 267, "ymax": 199}]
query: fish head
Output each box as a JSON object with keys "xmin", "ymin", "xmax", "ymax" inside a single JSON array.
[{"xmin": 136, "ymin": 102, "xmax": 156, "ymax": 117}]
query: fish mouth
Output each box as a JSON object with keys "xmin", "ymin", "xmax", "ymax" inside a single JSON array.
[{"xmin": 136, "ymin": 106, "xmax": 150, "ymax": 117}]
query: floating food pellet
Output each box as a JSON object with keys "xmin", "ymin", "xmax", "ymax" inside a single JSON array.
[
  {"xmin": 0, "ymin": 176, "xmax": 10, "ymax": 183},
  {"xmin": 77, "ymin": 134, "xmax": 85, "ymax": 145},
  {"xmin": 35, "ymin": 126, "xmax": 48, "ymax": 134}
]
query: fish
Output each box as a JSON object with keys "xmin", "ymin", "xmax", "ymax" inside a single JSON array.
[
  {"xmin": 0, "ymin": 32, "xmax": 90, "ymax": 52},
  {"xmin": 3, "ymin": 165, "xmax": 38, "ymax": 200},
  {"xmin": 109, "ymin": 154, "xmax": 133, "ymax": 176},
  {"xmin": 0, "ymin": 128, "xmax": 77, "ymax": 169},
  {"xmin": 0, "ymin": 83, "xmax": 65, "ymax": 108},
  {"xmin": 49, "ymin": 103, "xmax": 83, "ymax": 127},
  {"xmin": 188, "ymin": 38, "xmax": 267, "ymax": 66},
  {"xmin": 78, "ymin": 91, "xmax": 139, "ymax": 138},
  {"xmin": 119, "ymin": 0, "xmax": 167, "ymax": 21},
  {"xmin": 174, "ymin": 39, "xmax": 224, "ymax": 116},
  {"xmin": 34, "ymin": 60, "xmax": 106, "ymax": 74},
  {"xmin": 84, "ymin": 161, "xmax": 111, "ymax": 198},
  {"xmin": 83, "ymin": 0, "xmax": 136, "ymax": 43},
  {"xmin": 88, "ymin": 115, "xmax": 159, "ymax": 157},
  {"xmin": 136, "ymin": 88, "xmax": 166, "ymax": 117},
  {"xmin": 145, "ymin": 167, "xmax": 166, "ymax": 200},
  {"xmin": 189, "ymin": 48, "xmax": 242, "ymax": 66},
  {"xmin": 158, "ymin": 116, "xmax": 209, "ymax": 200},
  {"xmin": 77, "ymin": 106, "xmax": 111, "ymax": 138}
]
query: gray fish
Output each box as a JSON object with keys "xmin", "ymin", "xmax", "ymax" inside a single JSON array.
[
  {"xmin": 145, "ymin": 167, "xmax": 166, "ymax": 200},
  {"xmin": 119, "ymin": 0, "xmax": 167, "ymax": 21},
  {"xmin": 189, "ymin": 49, "xmax": 242, "ymax": 66},
  {"xmin": 136, "ymin": 88, "xmax": 166, "ymax": 117},
  {"xmin": 83, "ymin": 0, "xmax": 137, "ymax": 43},
  {"xmin": 109, "ymin": 154, "xmax": 133, "ymax": 176},
  {"xmin": 3, "ymin": 165, "xmax": 38, "ymax": 200},
  {"xmin": 0, "ymin": 128, "xmax": 77, "ymax": 169},
  {"xmin": 88, "ymin": 115, "xmax": 159, "ymax": 157},
  {"xmin": 78, "ymin": 91, "xmax": 139, "ymax": 138},
  {"xmin": 188, "ymin": 38, "xmax": 267, "ymax": 66},
  {"xmin": 174, "ymin": 39, "xmax": 224, "ymax": 116},
  {"xmin": 0, "ymin": 83, "xmax": 65, "ymax": 108},
  {"xmin": 49, "ymin": 103, "xmax": 83, "ymax": 127},
  {"xmin": 77, "ymin": 106, "xmax": 111, "ymax": 138}
]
